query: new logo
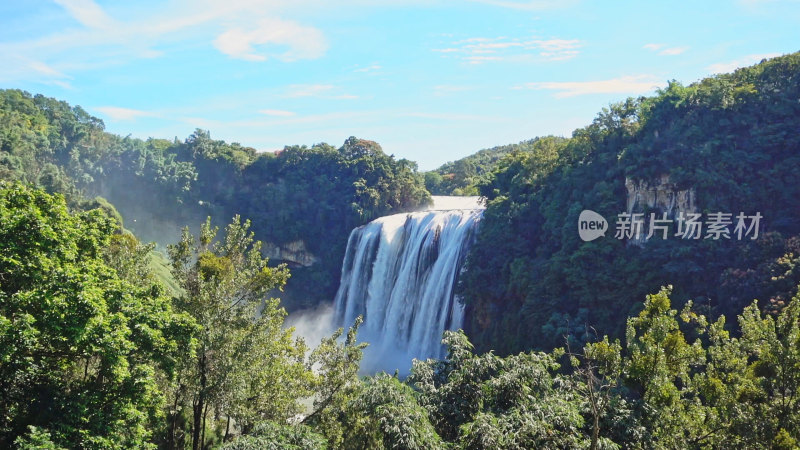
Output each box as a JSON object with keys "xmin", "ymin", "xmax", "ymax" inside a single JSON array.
[{"xmin": 578, "ymin": 210, "xmax": 608, "ymax": 242}]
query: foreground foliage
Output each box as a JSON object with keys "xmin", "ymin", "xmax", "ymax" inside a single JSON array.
[
  {"xmin": 166, "ymin": 216, "xmax": 311, "ymax": 449},
  {"xmin": 0, "ymin": 182, "xmax": 195, "ymax": 448},
  {"xmin": 2, "ymin": 183, "xmax": 800, "ymax": 449}
]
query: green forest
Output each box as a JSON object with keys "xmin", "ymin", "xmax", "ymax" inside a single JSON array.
[
  {"xmin": 1, "ymin": 52, "xmax": 800, "ymax": 448},
  {"xmin": 0, "ymin": 90, "xmax": 430, "ymax": 310}
]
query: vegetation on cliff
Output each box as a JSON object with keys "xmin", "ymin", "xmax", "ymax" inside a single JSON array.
[{"xmin": 459, "ymin": 52, "xmax": 800, "ymax": 355}]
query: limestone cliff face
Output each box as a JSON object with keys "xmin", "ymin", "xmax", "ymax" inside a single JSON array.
[
  {"xmin": 263, "ymin": 240, "xmax": 319, "ymax": 267},
  {"xmin": 626, "ymin": 174, "xmax": 697, "ymax": 218},
  {"xmin": 625, "ymin": 175, "xmax": 697, "ymax": 245}
]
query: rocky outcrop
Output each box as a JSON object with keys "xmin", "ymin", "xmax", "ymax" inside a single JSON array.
[
  {"xmin": 626, "ymin": 174, "xmax": 696, "ymax": 218},
  {"xmin": 625, "ymin": 175, "xmax": 697, "ymax": 245},
  {"xmin": 263, "ymin": 240, "xmax": 319, "ymax": 267}
]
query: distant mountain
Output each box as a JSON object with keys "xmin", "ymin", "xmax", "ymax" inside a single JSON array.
[{"xmin": 424, "ymin": 137, "xmax": 567, "ymax": 196}]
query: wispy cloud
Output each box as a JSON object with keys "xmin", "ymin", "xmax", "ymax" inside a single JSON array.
[
  {"xmin": 533, "ymin": 39, "xmax": 582, "ymax": 60},
  {"xmin": 435, "ymin": 35, "xmax": 582, "ymax": 64},
  {"xmin": 53, "ymin": 0, "xmax": 116, "ymax": 30},
  {"xmin": 94, "ymin": 106, "xmax": 158, "ymax": 121},
  {"xmin": 737, "ymin": 0, "xmax": 800, "ymax": 8},
  {"xmin": 283, "ymin": 84, "xmax": 358, "ymax": 100},
  {"xmin": 354, "ymin": 64, "xmax": 382, "ymax": 73},
  {"xmin": 402, "ymin": 112, "xmax": 502, "ymax": 121},
  {"xmin": 705, "ymin": 53, "xmax": 782, "ymax": 73},
  {"xmin": 0, "ymin": 55, "xmax": 74, "ymax": 89},
  {"xmin": 0, "ymin": 0, "xmax": 331, "ymax": 86},
  {"xmin": 643, "ymin": 43, "xmax": 689, "ymax": 56},
  {"xmin": 433, "ymin": 85, "xmax": 474, "ymax": 96},
  {"xmin": 284, "ymin": 84, "xmax": 334, "ymax": 97},
  {"xmin": 258, "ymin": 109, "xmax": 296, "ymax": 117},
  {"xmin": 516, "ymin": 75, "xmax": 663, "ymax": 98},
  {"xmin": 467, "ymin": 0, "xmax": 579, "ymax": 10},
  {"xmin": 176, "ymin": 110, "xmax": 379, "ymax": 130},
  {"xmin": 643, "ymin": 43, "xmax": 665, "ymax": 51},
  {"xmin": 659, "ymin": 46, "xmax": 688, "ymax": 55},
  {"xmin": 213, "ymin": 17, "xmax": 327, "ymax": 62}
]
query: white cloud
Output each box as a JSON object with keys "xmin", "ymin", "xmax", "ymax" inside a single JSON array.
[
  {"xmin": 27, "ymin": 60, "xmax": 68, "ymax": 79},
  {"xmin": 53, "ymin": 0, "xmax": 116, "ymax": 30},
  {"xmin": 259, "ymin": 109, "xmax": 296, "ymax": 116},
  {"xmin": 433, "ymin": 85, "xmax": 473, "ymax": 96},
  {"xmin": 643, "ymin": 43, "xmax": 689, "ymax": 56},
  {"xmin": 436, "ymin": 35, "xmax": 582, "ymax": 64},
  {"xmin": 213, "ymin": 17, "xmax": 328, "ymax": 62},
  {"xmin": 283, "ymin": 84, "xmax": 358, "ymax": 99},
  {"xmin": 705, "ymin": 53, "xmax": 782, "ymax": 73},
  {"xmin": 737, "ymin": 0, "xmax": 800, "ymax": 7},
  {"xmin": 330, "ymin": 94, "xmax": 360, "ymax": 100},
  {"xmin": 659, "ymin": 46, "xmax": 688, "ymax": 56},
  {"xmin": 354, "ymin": 64, "xmax": 382, "ymax": 73},
  {"xmin": 517, "ymin": 75, "xmax": 663, "ymax": 98},
  {"xmin": 0, "ymin": 0, "xmax": 332, "ymax": 86},
  {"xmin": 284, "ymin": 84, "xmax": 334, "ymax": 97},
  {"xmin": 467, "ymin": 0, "xmax": 579, "ymax": 10},
  {"xmin": 0, "ymin": 56, "xmax": 73, "ymax": 89},
  {"xmin": 95, "ymin": 106, "xmax": 157, "ymax": 121},
  {"xmin": 465, "ymin": 55, "xmax": 504, "ymax": 64},
  {"xmin": 49, "ymin": 80, "xmax": 75, "ymax": 90},
  {"xmin": 403, "ymin": 112, "xmax": 501, "ymax": 121},
  {"xmin": 643, "ymin": 43, "xmax": 665, "ymax": 51},
  {"xmin": 535, "ymin": 39, "xmax": 581, "ymax": 61}
]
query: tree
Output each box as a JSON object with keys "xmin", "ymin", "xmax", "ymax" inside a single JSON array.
[
  {"xmin": 343, "ymin": 373, "xmax": 444, "ymax": 450},
  {"xmin": 409, "ymin": 330, "xmax": 589, "ymax": 449},
  {"xmin": 0, "ymin": 182, "xmax": 195, "ymax": 448},
  {"xmin": 568, "ymin": 336, "xmax": 624, "ymax": 450},
  {"xmin": 302, "ymin": 316, "xmax": 367, "ymax": 448},
  {"xmin": 623, "ymin": 286, "xmax": 707, "ymax": 447},
  {"xmin": 167, "ymin": 216, "xmax": 311, "ymax": 449}
]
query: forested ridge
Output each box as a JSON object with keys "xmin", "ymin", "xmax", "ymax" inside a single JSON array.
[
  {"xmin": 1, "ymin": 53, "xmax": 800, "ymax": 448},
  {"xmin": 424, "ymin": 137, "xmax": 569, "ymax": 196},
  {"xmin": 0, "ymin": 91, "xmax": 429, "ymax": 309},
  {"xmin": 459, "ymin": 52, "xmax": 800, "ymax": 355}
]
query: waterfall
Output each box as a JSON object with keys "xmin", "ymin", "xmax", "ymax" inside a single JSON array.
[{"xmin": 333, "ymin": 197, "xmax": 482, "ymax": 373}]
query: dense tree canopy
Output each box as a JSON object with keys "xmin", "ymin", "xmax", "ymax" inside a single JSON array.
[
  {"xmin": 423, "ymin": 137, "xmax": 567, "ymax": 196},
  {"xmin": 0, "ymin": 182, "xmax": 195, "ymax": 448},
  {"xmin": 0, "ymin": 90, "xmax": 430, "ymax": 310},
  {"xmin": 459, "ymin": 52, "xmax": 800, "ymax": 355}
]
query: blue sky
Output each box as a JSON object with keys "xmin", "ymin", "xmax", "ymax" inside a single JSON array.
[{"xmin": 1, "ymin": 1, "xmax": 798, "ymax": 170}]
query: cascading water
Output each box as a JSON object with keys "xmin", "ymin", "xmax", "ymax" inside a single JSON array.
[{"xmin": 333, "ymin": 196, "xmax": 483, "ymax": 373}]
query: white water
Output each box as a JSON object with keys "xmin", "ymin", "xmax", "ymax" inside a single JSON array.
[
  {"xmin": 426, "ymin": 195, "xmax": 483, "ymax": 211},
  {"xmin": 333, "ymin": 198, "xmax": 483, "ymax": 373}
]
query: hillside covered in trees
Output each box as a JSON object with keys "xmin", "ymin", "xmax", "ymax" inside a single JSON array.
[
  {"xmin": 0, "ymin": 90, "xmax": 430, "ymax": 309},
  {"xmin": 423, "ymin": 138, "xmax": 568, "ymax": 196},
  {"xmin": 459, "ymin": 52, "xmax": 800, "ymax": 355}
]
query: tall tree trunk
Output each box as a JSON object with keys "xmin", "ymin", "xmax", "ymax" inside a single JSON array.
[
  {"xmin": 201, "ymin": 400, "xmax": 209, "ymax": 449},
  {"xmin": 168, "ymin": 384, "xmax": 181, "ymax": 450},
  {"xmin": 192, "ymin": 352, "xmax": 207, "ymax": 450},
  {"xmin": 224, "ymin": 416, "xmax": 231, "ymax": 442}
]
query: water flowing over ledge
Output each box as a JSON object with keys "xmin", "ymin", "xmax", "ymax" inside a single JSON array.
[
  {"xmin": 333, "ymin": 200, "xmax": 482, "ymax": 373},
  {"xmin": 426, "ymin": 195, "xmax": 484, "ymax": 211}
]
